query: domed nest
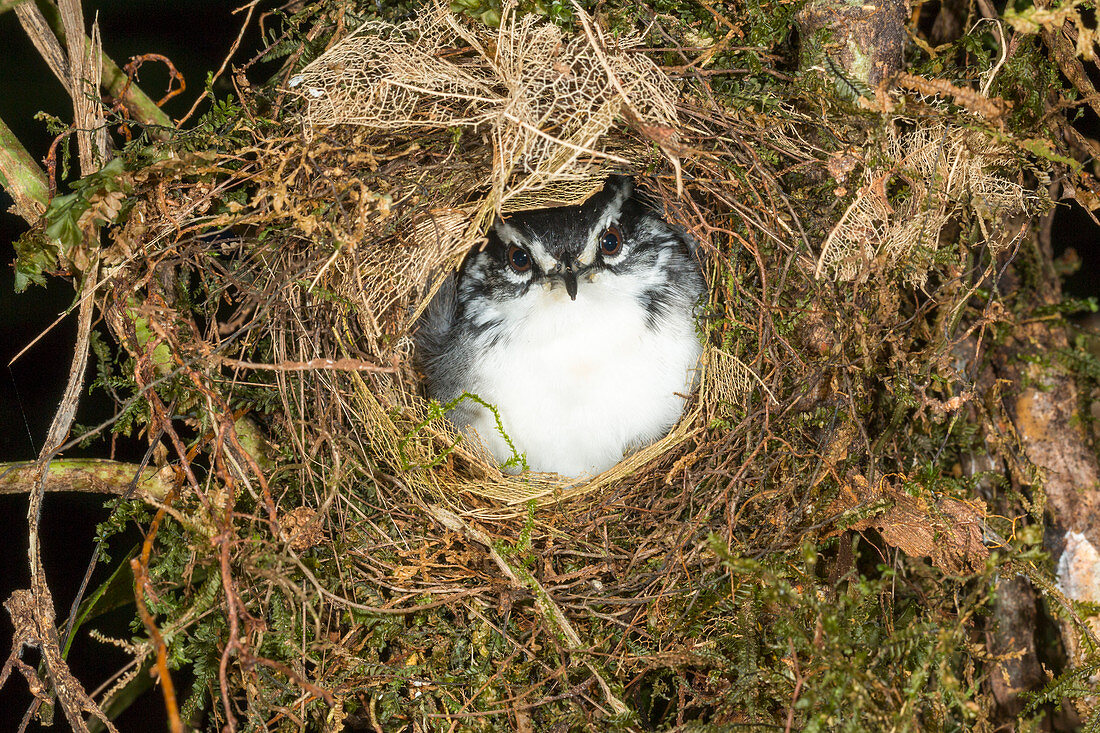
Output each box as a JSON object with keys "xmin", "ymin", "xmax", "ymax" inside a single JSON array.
[{"xmin": 66, "ymin": 0, "xmax": 1095, "ymax": 728}]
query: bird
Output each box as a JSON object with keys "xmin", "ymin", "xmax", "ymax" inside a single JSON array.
[{"xmin": 415, "ymin": 175, "xmax": 705, "ymax": 478}]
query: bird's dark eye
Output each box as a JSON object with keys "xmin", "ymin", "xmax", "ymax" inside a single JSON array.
[
  {"xmin": 507, "ymin": 244, "xmax": 532, "ymax": 273},
  {"xmin": 600, "ymin": 225, "xmax": 623, "ymax": 256}
]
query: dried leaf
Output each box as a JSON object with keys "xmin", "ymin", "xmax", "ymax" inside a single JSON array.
[{"xmin": 837, "ymin": 475, "xmax": 989, "ymax": 574}]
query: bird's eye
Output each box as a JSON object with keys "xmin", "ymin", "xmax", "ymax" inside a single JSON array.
[
  {"xmin": 600, "ymin": 225, "xmax": 623, "ymax": 256},
  {"xmin": 507, "ymin": 244, "xmax": 532, "ymax": 273}
]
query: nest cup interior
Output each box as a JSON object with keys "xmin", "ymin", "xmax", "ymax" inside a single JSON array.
[
  {"xmin": 409, "ymin": 177, "xmax": 717, "ymax": 501},
  {"xmin": 323, "ymin": 173, "xmax": 724, "ymax": 510}
]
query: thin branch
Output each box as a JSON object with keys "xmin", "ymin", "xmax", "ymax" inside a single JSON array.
[
  {"xmin": 131, "ymin": 479, "xmax": 186, "ymax": 733},
  {"xmin": 177, "ymin": 0, "xmax": 260, "ymax": 126},
  {"xmin": 21, "ymin": 267, "xmax": 113, "ymax": 733},
  {"xmin": 14, "ymin": 1, "xmax": 70, "ymax": 93},
  {"xmin": 0, "ymin": 114, "xmax": 49, "ymax": 219},
  {"xmin": 0, "ymin": 459, "xmax": 172, "ymax": 500},
  {"xmin": 220, "ymin": 356, "xmax": 399, "ymax": 373}
]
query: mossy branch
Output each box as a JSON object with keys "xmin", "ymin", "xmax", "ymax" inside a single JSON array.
[
  {"xmin": 0, "ymin": 114, "xmax": 49, "ymax": 220},
  {"xmin": 0, "ymin": 459, "xmax": 173, "ymax": 501}
]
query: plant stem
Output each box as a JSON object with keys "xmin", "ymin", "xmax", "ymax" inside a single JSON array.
[
  {"xmin": 0, "ymin": 458, "xmax": 172, "ymax": 500},
  {"xmin": 33, "ymin": 0, "xmax": 174, "ymax": 129},
  {"xmin": 0, "ymin": 114, "xmax": 49, "ymax": 220}
]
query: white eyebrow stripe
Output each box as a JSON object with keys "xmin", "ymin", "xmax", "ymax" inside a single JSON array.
[
  {"xmin": 577, "ymin": 184, "xmax": 632, "ymax": 266},
  {"xmin": 494, "ymin": 219, "xmax": 558, "ymax": 271}
]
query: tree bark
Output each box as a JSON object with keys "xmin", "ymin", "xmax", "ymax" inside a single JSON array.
[{"xmin": 797, "ymin": 0, "xmax": 907, "ymax": 93}]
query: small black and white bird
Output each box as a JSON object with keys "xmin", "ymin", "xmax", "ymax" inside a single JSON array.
[{"xmin": 416, "ymin": 176, "xmax": 704, "ymax": 477}]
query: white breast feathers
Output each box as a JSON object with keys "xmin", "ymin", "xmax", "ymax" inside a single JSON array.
[{"xmin": 456, "ymin": 271, "xmax": 700, "ymax": 477}]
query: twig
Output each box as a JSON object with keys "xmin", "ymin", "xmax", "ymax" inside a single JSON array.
[
  {"xmin": 177, "ymin": 0, "xmax": 260, "ymax": 126},
  {"xmin": 43, "ymin": 122, "xmax": 74, "ymax": 197},
  {"xmin": 20, "ymin": 266, "xmax": 115, "ymax": 733},
  {"xmin": 2, "ymin": 590, "xmax": 118, "ymax": 733},
  {"xmin": 14, "ymin": 1, "xmax": 70, "ymax": 93},
  {"xmin": 977, "ymin": 18, "xmax": 1008, "ymax": 97},
  {"xmin": 121, "ymin": 54, "xmax": 185, "ymax": 107},
  {"xmin": 220, "ymin": 356, "xmax": 399, "ymax": 373},
  {"xmin": 0, "ymin": 114, "xmax": 49, "ymax": 219},
  {"xmin": 131, "ymin": 484, "xmax": 186, "ymax": 733},
  {"xmin": 100, "ymin": 48, "xmax": 175, "ymax": 129},
  {"xmin": 0, "ymin": 459, "xmax": 172, "ymax": 499}
]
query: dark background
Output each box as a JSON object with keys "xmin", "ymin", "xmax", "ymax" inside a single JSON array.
[
  {"xmin": 0, "ymin": 2, "xmax": 271, "ymax": 729},
  {"xmin": 1, "ymin": 3, "xmax": 1099, "ymax": 731}
]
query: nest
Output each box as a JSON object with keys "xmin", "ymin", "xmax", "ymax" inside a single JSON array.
[
  {"xmin": 81, "ymin": 1, "xmax": 1070, "ymax": 727},
  {"xmin": 266, "ymin": 1, "xmax": 754, "ymax": 507}
]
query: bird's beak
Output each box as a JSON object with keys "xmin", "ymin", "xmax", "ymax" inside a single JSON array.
[{"xmin": 562, "ymin": 264, "xmax": 578, "ymax": 301}]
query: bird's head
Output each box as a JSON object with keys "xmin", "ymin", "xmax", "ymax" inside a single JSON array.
[{"xmin": 456, "ymin": 176, "xmax": 695, "ymax": 315}]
